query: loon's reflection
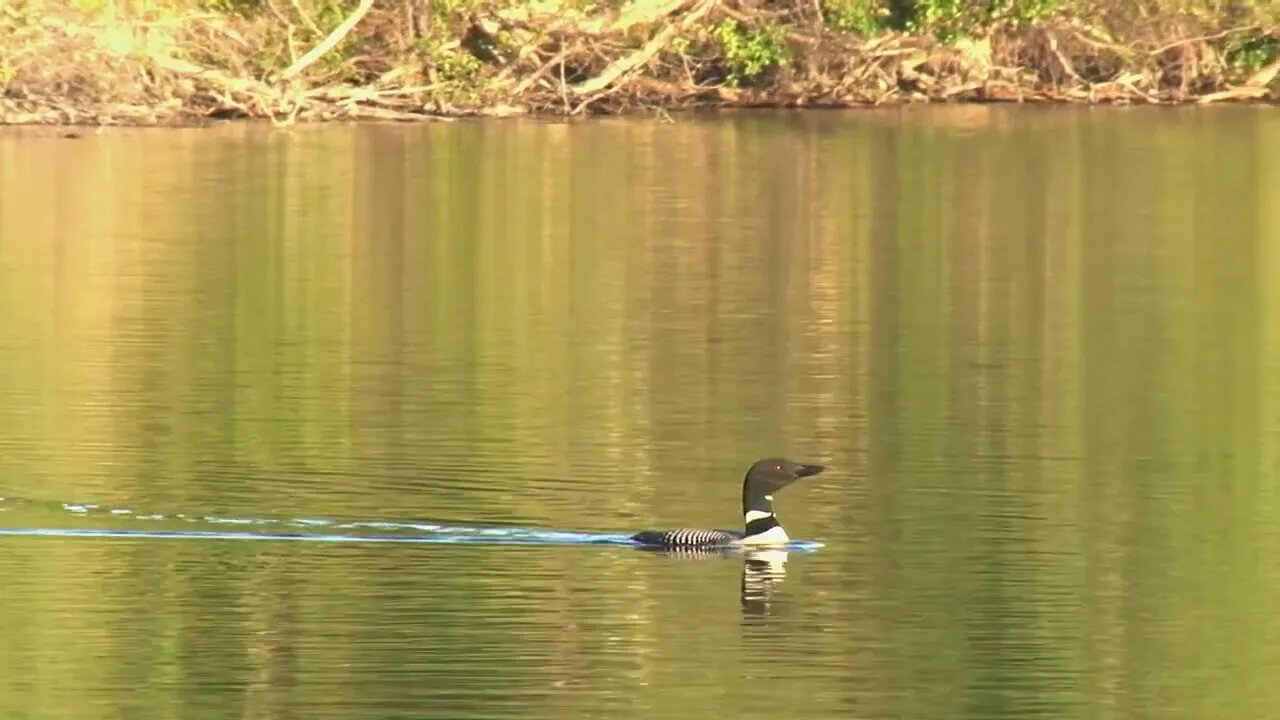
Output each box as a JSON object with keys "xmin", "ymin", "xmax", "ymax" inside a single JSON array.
[
  {"xmin": 634, "ymin": 545, "xmax": 793, "ymax": 620},
  {"xmin": 739, "ymin": 548, "xmax": 790, "ymax": 620}
]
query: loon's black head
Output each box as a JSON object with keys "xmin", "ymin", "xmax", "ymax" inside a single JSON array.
[{"xmin": 741, "ymin": 457, "xmax": 825, "ymax": 515}]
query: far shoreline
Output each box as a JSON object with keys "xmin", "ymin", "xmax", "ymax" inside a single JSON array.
[
  {"xmin": 2, "ymin": 99, "xmax": 1274, "ymax": 134},
  {"xmin": 3, "ymin": 0, "xmax": 1276, "ymax": 130}
]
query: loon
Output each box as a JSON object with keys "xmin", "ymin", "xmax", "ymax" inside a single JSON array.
[{"xmin": 630, "ymin": 458, "xmax": 825, "ymax": 549}]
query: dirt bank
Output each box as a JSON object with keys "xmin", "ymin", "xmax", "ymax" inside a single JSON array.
[{"xmin": 1, "ymin": 0, "xmax": 1277, "ymax": 126}]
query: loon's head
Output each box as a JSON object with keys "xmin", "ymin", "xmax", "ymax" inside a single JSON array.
[{"xmin": 740, "ymin": 457, "xmax": 825, "ymax": 516}]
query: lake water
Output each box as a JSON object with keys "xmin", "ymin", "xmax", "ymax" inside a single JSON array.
[{"xmin": 1, "ymin": 106, "xmax": 1278, "ymax": 719}]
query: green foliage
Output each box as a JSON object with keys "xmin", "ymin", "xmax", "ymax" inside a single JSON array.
[
  {"xmin": 58, "ymin": 0, "xmax": 190, "ymax": 14},
  {"xmin": 433, "ymin": 0, "xmax": 476, "ymax": 14},
  {"xmin": 884, "ymin": 0, "xmax": 1062, "ymax": 39},
  {"xmin": 822, "ymin": 0, "xmax": 889, "ymax": 34},
  {"xmin": 902, "ymin": 0, "xmax": 964, "ymax": 34},
  {"xmin": 198, "ymin": 0, "xmax": 262, "ymax": 15},
  {"xmin": 1225, "ymin": 33, "xmax": 1279, "ymax": 73},
  {"xmin": 711, "ymin": 19, "xmax": 790, "ymax": 87},
  {"xmin": 197, "ymin": 0, "xmax": 362, "ymax": 23},
  {"xmin": 988, "ymin": 0, "xmax": 1060, "ymax": 24},
  {"xmin": 311, "ymin": 0, "xmax": 354, "ymax": 31},
  {"xmin": 424, "ymin": 39, "xmax": 482, "ymax": 85}
]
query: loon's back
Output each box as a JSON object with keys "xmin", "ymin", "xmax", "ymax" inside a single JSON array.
[{"xmin": 630, "ymin": 528, "xmax": 744, "ymax": 549}]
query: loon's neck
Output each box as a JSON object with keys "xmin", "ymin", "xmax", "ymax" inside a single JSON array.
[
  {"xmin": 742, "ymin": 498, "xmax": 790, "ymax": 545},
  {"xmin": 744, "ymin": 509, "xmax": 779, "ymax": 535}
]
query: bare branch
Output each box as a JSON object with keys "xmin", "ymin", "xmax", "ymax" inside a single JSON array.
[
  {"xmin": 279, "ymin": 0, "xmax": 375, "ymax": 81},
  {"xmin": 571, "ymin": 0, "xmax": 717, "ymax": 96}
]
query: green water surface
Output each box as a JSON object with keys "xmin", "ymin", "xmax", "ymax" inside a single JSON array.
[{"xmin": 0, "ymin": 106, "xmax": 1278, "ymax": 720}]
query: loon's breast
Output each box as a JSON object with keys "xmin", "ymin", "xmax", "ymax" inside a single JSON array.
[{"xmin": 737, "ymin": 523, "xmax": 790, "ymax": 545}]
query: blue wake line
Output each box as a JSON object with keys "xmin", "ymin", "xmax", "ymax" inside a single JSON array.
[
  {"xmin": 0, "ymin": 527, "xmax": 639, "ymax": 545},
  {"xmin": 0, "ymin": 496, "xmax": 825, "ymax": 551}
]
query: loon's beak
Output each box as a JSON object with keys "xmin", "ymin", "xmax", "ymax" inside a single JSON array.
[{"xmin": 794, "ymin": 464, "xmax": 825, "ymax": 478}]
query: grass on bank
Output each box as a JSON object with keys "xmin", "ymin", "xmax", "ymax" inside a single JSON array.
[{"xmin": 0, "ymin": 0, "xmax": 1277, "ymax": 124}]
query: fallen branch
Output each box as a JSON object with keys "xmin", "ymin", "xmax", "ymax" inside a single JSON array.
[
  {"xmin": 610, "ymin": 0, "xmax": 691, "ymax": 33},
  {"xmin": 1246, "ymin": 58, "xmax": 1280, "ymax": 88},
  {"xmin": 289, "ymin": 0, "xmax": 323, "ymax": 36},
  {"xmin": 570, "ymin": 0, "xmax": 717, "ymax": 96},
  {"xmin": 513, "ymin": 45, "xmax": 570, "ymax": 95},
  {"xmin": 1198, "ymin": 85, "xmax": 1271, "ymax": 103},
  {"xmin": 1046, "ymin": 31, "xmax": 1084, "ymax": 83},
  {"xmin": 279, "ymin": 0, "xmax": 374, "ymax": 81},
  {"xmin": 1150, "ymin": 25, "xmax": 1258, "ymax": 56}
]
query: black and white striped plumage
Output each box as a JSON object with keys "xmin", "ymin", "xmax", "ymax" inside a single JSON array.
[{"xmin": 630, "ymin": 528, "xmax": 743, "ymax": 549}]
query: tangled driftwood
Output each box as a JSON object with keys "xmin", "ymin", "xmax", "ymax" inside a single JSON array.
[{"xmin": 0, "ymin": 0, "xmax": 1276, "ymax": 126}]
